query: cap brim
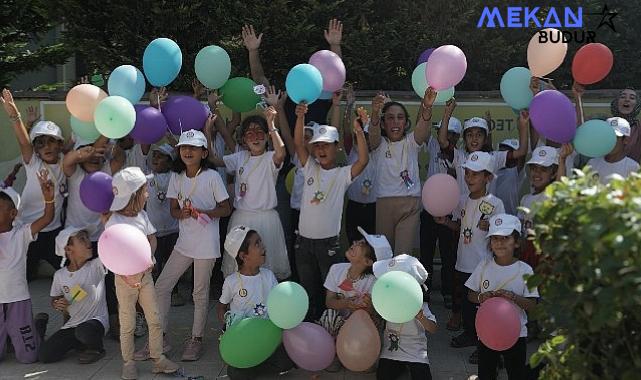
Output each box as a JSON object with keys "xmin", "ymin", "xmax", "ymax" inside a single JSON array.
[
  {"xmin": 31, "ymin": 132, "xmax": 64, "ymax": 143},
  {"xmin": 309, "ymin": 136, "xmax": 337, "ymax": 144},
  {"xmin": 526, "ymin": 159, "xmax": 555, "ymax": 167},
  {"xmin": 461, "ymin": 162, "xmax": 495, "ymax": 177},
  {"xmin": 487, "ymin": 228, "xmax": 518, "ymax": 238},
  {"xmin": 109, "ymin": 195, "xmax": 132, "ymax": 211}
]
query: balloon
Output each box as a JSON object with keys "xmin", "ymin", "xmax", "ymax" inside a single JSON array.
[
  {"xmin": 283, "ymin": 322, "xmax": 335, "ymax": 371},
  {"xmin": 66, "ymin": 84, "xmax": 108, "ymax": 122},
  {"xmin": 527, "ymin": 28, "xmax": 567, "ymax": 77},
  {"xmin": 573, "ymin": 119, "xmax": 617, "ymax": 158},
  {"xmin": 572, "ymin": 43, "xmax": 613, "ymax": 85},
  {"xmin": 267, "ymin": 282, "xmax": 309, "ymax": 329},
  {"xmin": 529, "ymin": 90, "xmax": 577, "ymax": 143},
  {"xmin": 318, "ymin": 90, "xmax": 333, "ymax": 100},
  {"xmin": 422, "ymin": 174, "xmax": 460, "ymax": 217},
  {"xmin": 70, "ymin": 115, "xmax": 100, "ymax": 141},
  {"xmin": 411, "ymin": 63, "xmax": 454, "ymax": 104},
  {"xmin": 195, "ymin": 45, "xmax": 232, "ymax": 89},
  {"xmin": 416, "ymin": 48, "xmax": 435, "ymax": 65},
  {"xmin": 219, "ymin": 318, "xmax": 282, "ymax": 368},
  {"xmin": 476, "ymin": 297, "xmax": 521, "ymax": 351},
  {"xmin": 425, "ymin": 45, "xmax": 467, "ymax": 90},
  {"xmin": 309, "ymin": 50, "xmax": 346, "ymax": 92},
  {"xmin": 219, "ymin": 77, "xmax": 261, "ymax": 113},
  {"xmin": 500, "ymin": 67, "xmax": 534, "ymax": 110},
  {"xmin": 79, "ymin": 171, "xmax": 114, "ymax": 213},
  {"xmin": 372, "ymin": 271, "xmax": 422, "ymax": 323},
  {"xmin": 285, "ymin": 64, "xmax": 323, "ymax": 104},
  {"xmin": 107, "ymin": 65, "xmax": 146, "ymax": 104},
  {"xmin": 143, "ymin": 38, "xmax": 182, "ymax": 87},
  {"xmin": 285, "ymin": 167, "xmax": 296, "ymax": 195},
  {"xmin": 161, "ymin": 96, "xmax": 208, "ymax": 135},
  {"xmin": 94, "ymin": 96, "xmax": 136, "ymax": 139},
  {"xmin": 336, "ymin": 310, "xmax": 381, "ymax": 372},
  {"xmin": 98, "ymin": 224, "xmax": 153, "ymax": 276},
  {"xmin": 130, "ymin": 105, "xmax": 168, "ymax": 144}
]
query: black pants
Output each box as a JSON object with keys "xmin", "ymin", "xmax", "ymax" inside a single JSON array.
[
  {"xmin": 38, "ymin": 319, "xmax": 105, "ymax": 363},
  {"xmin": 454, "ymin": 270, "xmax": 477, "ymax": 336},
  {"xmin": 478, "ymin": 337, "xmax": 527, "ymax": 380},
  {"xmin": 227, "ymin": 344, "xmax": 294, "ymax": 380},
  {"xmin": 345, "ymin": 200, "xmax": 376, "ymax": 244},
  {"xmin": 376, "ymin": 358, "xmax": 432, "ymax": 380},
  {"xmin": 26, "ymin": 227, "xmax": 62, "ymax": 282},
  {"xmin": 419, "ymin": 210, "xmax": 457, "ymax": 295},
  {"xmin": 286, "ymin": 209, "xmax": 300, "ymax": 282}
]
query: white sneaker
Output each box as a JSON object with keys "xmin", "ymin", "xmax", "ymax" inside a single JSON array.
[{"xmin": 134, "ymin": 312, "xmax": 147, "ymax": 337}]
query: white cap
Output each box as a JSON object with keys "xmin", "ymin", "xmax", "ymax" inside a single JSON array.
[
  {"xmin": 526, "ymin": 146, "xmax": 559, "ymax": 167},
  {"xmin": 438, "ymin": 117, "xmax": 462, "ymax": 135},
  {"xmin": 29, "ymin": 121, "xmax": 64, "ymax": 143},
  {"xmin": 499, "ymin": 138, "xmax": 519, "ymax": 150},
  {"xmin": 462, "ymin": 151, "xmax": 495, "ymax": 176},
  {"xmin": 110, "ymin": 167, "xmax": 152, "ymax": 211},
  {"xmin": 487, "ymin": 214, "xmax": 522, "ymax": 238},
  {"xmin": 0, "ymin": 186, "xmax": 21, "ymax": 209},
  {"xmin": 73, "ymin": 135, "xmax": 98, "ymax": 150},
  {"xmin": 176, "ymin": 129, "xmax": 207, "ymax": 148},
  {"xmin": 224, "ymin": 225, "xmax": 253, "ymax": 272},
  {"xmin": 309, "ymin": 125, "xmax": 339, "ymax": 144},
  {"xmin": 152, "ymin": 144, "xmax": 176, "ymax": 161},
  {"xmin": 357, "ymin": 226, "xmax": 393, "ymax": 261},
  {"xmin": 373, "ymin": 254, "xmax": 428, "ymax": 284},
  {"xmin": 607, "ymin": 117, "xmax": 631, "ymax": 137},
  {"xmin": 463, "ymin": 117, "xmax": 489, "ymax": 132},
  {"xmin": 54, "ymin": 226, "xmax": 86, "ymax": 267}
]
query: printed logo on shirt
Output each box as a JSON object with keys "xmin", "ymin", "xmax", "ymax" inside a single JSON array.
[
  {"xmin": 63, "ymin": 285, "xmax": 70, "ymax": 294},
  {"xmin": 482, "ymin": 279, "xmax": 490, "ymax": 289},
  {"xmin": 157, "ymin": 191, "xmax": 166, "ymax": 202},
  {"xmin": 385, "ymin": 149, "xmax": 392, "ymax": 159},
  {"xmin": 470, "ymin": 153, "xmax": 479, "ymax": 161},
  {"xmin": 307, "ymin": 177, "xmax": 314, "ymax": 186}
]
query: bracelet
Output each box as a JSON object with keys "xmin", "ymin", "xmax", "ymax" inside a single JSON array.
[
  {"xmin": 9, "ymin": 113, "xmax": 22, "ymax": 123},
  {"xmin": 44, "ymin": 199, "xmax": 54, "ymax": 204},
  {"xmin": 268, "ymin": 128, "xmax": 278, "ymax": 133},
  {"xmin": 477, "ymin": 293, "xmax": 482, "ymax": 303}
]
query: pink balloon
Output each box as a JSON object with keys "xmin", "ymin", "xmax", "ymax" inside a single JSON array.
[
  {"xmin": 476, "ymin": 297, "xmax": 521, "ymax": 351},
  {"xmin": 66, "ymin": 84, "xmax": 108, "ymax": 122},
  {"xmin": 309, "ymin": 50, "xmax": 346, "ymax": 92},
  {"xmin": 98, "ymin": 224, "xmax": 153, "ymax": 275},
  {"xmin": 282, "ymin": 322, "xmax": 335, "ymax": 371},
  {"xmin": 425, "ymin": 45, "xmax": 467, "ymax": 90},
  {"xmin": 422, "ymin": 174, "xmax": 460, "ymax": 217}
]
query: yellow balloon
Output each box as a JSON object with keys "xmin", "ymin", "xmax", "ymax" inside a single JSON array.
[{"xmin": 285, "ymin": 167, "xmax": 296, "ymax": 195}]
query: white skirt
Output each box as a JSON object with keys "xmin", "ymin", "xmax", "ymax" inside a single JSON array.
[{"xmin": 222, "ymin": 208, "xmax": 291, "ymax": 280}]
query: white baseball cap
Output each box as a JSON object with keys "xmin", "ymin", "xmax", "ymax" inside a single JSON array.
[
  {"xmin": 438, "ymin": 117, "xmax": 462, "ymax": 135},
  {"xmin": 151, "ymin": 144, "xmax": 176, "ymax": 161},
  {"xmin": 487, "ymin": 214, "xmax": 522, "ymax": 238},
  {"xmin": 73, "ymin": 135, "xmax": 99, "ymax": 150},
  {"xmin": 54, "ymin": 226, "xmax": 87, "ymax": 267},
  {"xmin": 110, "ymin": 167, "xmax": 152, "ymax": 211},
  {"xmin": 29, "ymin": 121, "xmax": 64, "ymax": 143},
  {"xmin": 526, "ymin": 146, "xmax": 559, "ymax": 167},
  {"xmin": 224, "ymin": 225, "xmax": 254, "ymax": 272},
  {"xmin": 0, "ymin": 186, "xmax": 21, "ymax": 209},
  {"xmin": 499, "ymin": 138, "xmax": 519, "ymax": 151},
  {"xmin": 373, "ymin": 254, "xmax": 428, "ymax": 284},
  {"xmin": 176, "ymin": 129, "xmax": 208, "ymax": 148},
  {"xmin": 357, "ymin": 226, "xmax": 393, "ymax": 262},
  {"xmin": 462, "ymin": 151, "xmax": 495, "ymax": 176},
  {"xmin": 463, "ymin": 117, "xmax": 489, "ymax": 132},
  {"xmin": 607, "ymin": 117, "xmax": 631, "ymax": 137},
  {"xmin": 309, "ymin": 125, "xmax": 339, "ymax": 144}
]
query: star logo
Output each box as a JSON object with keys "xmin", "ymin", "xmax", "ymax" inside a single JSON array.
[{"xmin": 587, "ymin": 4, "xmax": 618, "ymax": 32}]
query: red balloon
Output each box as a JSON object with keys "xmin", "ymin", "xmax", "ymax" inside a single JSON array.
[
  {"xmin": 475, "ymin": 297, "xmax": 521, "ymax": 351},
  {"xmin": 572, "ymin": 43, "xmax": 613, "ymax": 85}
]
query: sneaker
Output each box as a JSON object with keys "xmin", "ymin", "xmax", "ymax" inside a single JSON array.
[
  {"xmin": 152, "ymin": 355, "xmax": 180, "ymax": 374},
  {"xmin": 134, "ymin": 312, "xmax": 147, "ymax": 337},
  {"xmin": 181, "ymin": 338, "xmax": 203, "ymax": 361},
  {"xmin": 78, "ymin": 349, "xmax": 106, "ymax": 364},
  {"xmin": 451, "ymin": 332, "xmax": 477, "ymax": 348},
  {"xmin": 133, "ymin": 338, "xmax": 172, "ymax": 361},
  {"xmin": 34, "ymin": 312, "xmax": 49, "ymax": 340},
  {"xmin": 171, "ymin": 291, "xmax": 186, "ymax": 307},
  {"xmin": 468, "ymin": 348, "xmax": 479, "ymax": 364},
  {"xmin": 109, "ymin": 314, "xmax": 120, "ymax": 341},
  {"xmin": 121, "ymin": 360, "xmax": 138, "ymax": 380}
]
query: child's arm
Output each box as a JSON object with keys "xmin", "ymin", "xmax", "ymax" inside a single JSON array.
[
  {"xmin": 414, "ymin": 87, "xmax": 437, "ymax": 145},
  {"xmin": 572, "ymin": 81, "xmax": 585, "ymax": 126},
  {"xmin": 415, "ymin": 310, "xmax": 437, "ymax": 333},
  {"xmin": 324, "ymin": 18, "xmax": 343, "ymax": 57},
  {"xmin": 325, "ymin": 291, "xmax": 360, "ymax": 311},
  {"xmin": 269, "ymin": 88, "xmax": 295, "ymax": 156},
  {"xmin": 51, "ymin": 296, "xmax": 69, "ymax": 313},
  {"xmin": 216, "ymin": 302, "xmax": 230, "ymax": 324},
  {"xmin": 109, "ymin": 144, "xmax": 126, "ymax": 174},
  {"xmin": 507, "ymin": 111, "xmax": 530, "ymax": 160},
  {"xmin": 204, "ymin": 114, "xmax": 227, "ymax": 167},
  {"xmin": 294, "ymin": 103, "xmax": 310, "ymax": 167},
  {"xmin": 350, "ymin": 121, "xmax": 369, "ymax": 179},
  {"xmin": 331, "ymin": 90, "xmax": 344, "ymax": 151},
  {"xmin": 343, "ymin": 86, "xmax": 356, "ymax": 155},
  {"xmin": 149, "ymin": 87, "xmax": 168, "ymax": 110},
  {"xmin": 558, "ymin": 143, "xmax": 574, "ymax": 180},
  {"xmin": 147, "ymin": 234, "xmax": 157, "ymax": 256},
  {"xmin": 197, "ymin": 199, "xmax": 232, "ymax": 220},
  {"xmin": 169, "ymin": 198, "xmax": 193, "ymax": 220},
  {"xmin": 25, "ymin": 106, "xmax": 40, "ymax": 131},
  {"xmin": 265, "ymin": 106, "xmax": 286, "ymax": 167},
  {"xmin": 1, "ymin": 89, "xmax": 34, "ymax": 163},
  {"xmin": 494, "ymin": 289, "xmax": 537, "ymax": 311},
  {"xmin": 368, "ymin": 93, "xmax": 386, "ymax": 150},
  {"xmin": 242, "ymin": 25, "xmax": 269, "ymax": 87},
  {"xmin": 438, "ymin": 98, "xmax": 457, "ymax": 149},
  {"xmin": 468, "ymin": 289, "xmax": 495, "ymax": 304},
  {"xmin": 62, "ymin": 145, "xmax": 104, "ymax": 177},
  {"xmin": 30, "ymin": 172, "xmax": 55, "ymax": 237}
]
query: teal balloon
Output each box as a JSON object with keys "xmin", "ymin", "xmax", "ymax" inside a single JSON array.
[
  {"xmin": 412, "ymin": 63, "xmax": 454, "ymax": 104},
  {"xmin": 70, "ymin": 115, "xmax": 100, "ymax": 141},
  {"xmin": 267, "ymin": 281, "xmax": 309, "ymax": 329},
  {"xmin": 434, "ymin": 86, "xmax": 455, "ymax": 105},
  {"xmin": 285, "ymin": 64, "xmax": 323, "ymax": 104},
  {"xmin": 573, "ymin": 119, "xmax": 617, "ymax": 158},
  {"xmin": 219, "ymin": 77, "xmax": 261, "ymax": 113},
  {"xmin": 195, "ymin": 45, "xmax": 231, "ymax": 89},
  {"xmin": 108, "ymin": 65, "xmax": 146, "ymax": 104},
  {"xmin": 94, "ymin": 96, "xmax": 136, "ymax": 139},
  {"xmin": 372, "ymin": 271, "xmax": 422, "ymax": 323},
  {"xmin": 143, "ymin": 38, "xmax": 182, "ymax": 87},
  {"xmin": 219, "ymin": 318, "xmax": 282, "ymax": 368},
  {"xmin": 500, "ymin": 67, "xmax": 533, "ymax": 110}
]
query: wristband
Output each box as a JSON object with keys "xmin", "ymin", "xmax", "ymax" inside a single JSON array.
[
  {"xmin": 268, "ymin": 128, "xmax": 278, "ymax": 133},
  {"xmin": 9, "ymin": 113, "xmax": 22, "ymax": 123},
  {"xmin": 44, "ymin": 199, "xmax": 55, "ymax": 204}
]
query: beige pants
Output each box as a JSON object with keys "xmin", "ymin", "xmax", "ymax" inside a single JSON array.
[
  {"xmin": 115, "ymin": 271, "xmax": 163, "ymax": 362},
  {"xmin": 376, "ymin": 196, "xmax": 421, "ymax": 255},
  {"xmin": 155, "ymin": 250, "xmax": 216, "ymax": 337}
]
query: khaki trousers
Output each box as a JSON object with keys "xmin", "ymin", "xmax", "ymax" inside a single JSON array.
[{"xmin": 375, "ymin": 196, "xmax": 421, "ymax": 255}]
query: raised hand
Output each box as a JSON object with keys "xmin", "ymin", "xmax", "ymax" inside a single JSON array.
[
  {"xmin": 207, "ymin": 90, "xmax": 220, "ymax": 110},
  {"xmin": 277, "ymin": 90, "xmax": 288, "ymax": 109},
  {"xmin": 192, "ymin": 78, "xmax": 206, "ymax": 99},
  {"xmin": 559, "ymin": 143, "xmax": 574, "ymax": 160},
  {"xmin": 26, "ymin": 106, "xmax": 40, "ymax": 126},
  {"xmin": 150, "ymin": 87, "xmax": 168, "ymax": 108},
  {"xmin": 423, "ymin": 87, "xmax": 437, "ymax": 107},
  {"xmin": 529, "ymin": 76, "xmax": 540, "ymax": 95},
  {"xmin": 1, "ymin": 88, "xmax": 19, "ymax": 119},
  {"xmin": 263, "ymin": 106, "xmax": 277, "ymax": 125},
  {"xmin": 295, "ymin": 103, "xmax": 308, "ymax": 118},
  {"xmin": 345, "ymin": 83, "xmax": 356, "ymax": 107},
  {"xmin": 332, "ymin": 89, "xmax": 343, "ymax": 106},
  {"xmin": 264, "ymin": 85, "xmax": 281, "ymax": 107},
  {"xmin": 371, "ymin": 92, "xmax": 386, "ymax": 115},
  {"xmin": 242, "ymin": 24, "xmax": 263, "ymax": 51},
  {"xmin": 519, "ymin": 110, "xmax": 530, "ymax": 123},
  {"xmin": 324, "ymin": 18, "xmax": 343, "ymax": 46},
  {"xmin": 444, "ymin": 98, "xmax": 457, "ymax": 115},
  {"xmin": 37, "ymin": 170, "xmax": 54, "ymax": 202},
  {"xmin": 204, "ymin": 113, "xmax": 217, "ymax": 136}
]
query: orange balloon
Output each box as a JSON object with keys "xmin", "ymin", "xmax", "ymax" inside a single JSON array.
[
  {"xmin": 336, "ymin": 310, "xmax": 381, "ymax": 372},
  {"xmin": 527, "ymin": 28, "xmax": 568, "ymax": 78},
  {"xmin": 66, "ymin": 84, "xmax": 108, "ymax": 122}
]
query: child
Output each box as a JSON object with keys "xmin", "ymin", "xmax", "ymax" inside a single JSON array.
[
  {"xmin": 39, "ymin": 227, "xmax": 108, "ymax": 364},
  {"xmin": 585, "ymin": 117, "xmax": 640, "ymax": 184},
  {"xmin": 105, "ymin": 167, "xmax": 179, "ymax": 379},
  {"xmin": 466, "ymin": 214, "xmax": 539, "ymax": 379},
  {"xmin": 217, "ymin": 226, "xmax": 295, "ymax": 379},
  {"xmin": 117, "ymin": 135, "xmax": 150, "ymax": 173},
  {"xmin": 153, "ymin": 129, "xmax": 231, "ymax": 362},
  {"xmin": 293, "ymin": 103, "xmax": 368, "ymax": 321},
  {"xmin": 0, "ymin": 174, "xmax": 54, "ymax": 364},
  {"xmin": 374, "ymin": 254, "xmax": 437, "ymax": 380},
  {"xmin": 494, "ymin": 139, "xmax": 527, "ymax": 216}
]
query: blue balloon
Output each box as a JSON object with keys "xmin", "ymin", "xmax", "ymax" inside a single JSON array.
[
  {"xmin": 319, "ymin": 90, "xmax": 333, "ymax": 100},
  {"xmin": 143, "ymin": 38, "xmax": 182, "ymax": 87},
  {"xmin": 285, "ymin": 64, "xmax": 323, "ymax": 104},
  {"xmin": 573, "ymin": 119, "xmax": 617, "ymax": 158},
  {"xmin": 500, "ymin": 67, "xmax": 533, "ymax": 110},
  {"xmin": 108, "ymin": 65, "xmax": 146, "ymax": 104}
]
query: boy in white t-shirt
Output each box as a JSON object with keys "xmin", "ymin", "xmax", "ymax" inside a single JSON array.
[{"xmin": 585, "ymin": 117, "xmax": 640, "ymax": 184}]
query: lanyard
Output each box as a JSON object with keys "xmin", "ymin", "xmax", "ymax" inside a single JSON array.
[
  {"xmin": 386, "ymin": 138, "xmax": 408, "ymax": 174},
  {"xmin": 178, "ymin": 168, "xmax": 202, "ymax": 206}
]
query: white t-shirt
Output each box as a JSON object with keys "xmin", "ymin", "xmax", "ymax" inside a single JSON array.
[
  {"xmin": 494, "ymin": 166, "xmax": 527, "ymax": 216},
  {"xmin": 223, "ymin": 150, "xmax": 281, "ymax": 211},
  {"xmin": 518, "ymin": 192, "xmax": 547, "ymax": 233},
  {"xmin": 535, "ymin": 140, "xmax": 577, "ymax": 177},
  {"xmin": 323, "ymin": 263, "xmax": 376, "ymax": 316},
  {"xmin": 372, "ymin": 132, "xmax": 423, "ymax": 198},
  {"xmin": 465, "ymin": 258, "xmax": 539, "ymax": 337},
  {"xmin": 453, "ymin": 149, "xmax": 508, "ymax": 197},
  {"xmin": 50, "ymin": 258, "xmax": 109, "ymax": 332},
  {"xmin": 19, "ymin": 154, "xmax": 66, "ymax": 232},
  {"xmin": 453, "ymin": 194, "xmax": 505, "ymax": 273},
  {"xmin": 587, "ymin": 157, "xmax": 640, "ymax": 184},
  {"xmin": 346, "ymin": 150, "xmax": 378, "ymax": 204},
  {"xmin": 66, "ymin": 165, "xmax": 112, "ymax": 242},
  {"xmin": 290, "ymin": 154, "xmax": 305, "ymax": 210},
  {"xmin": 424, "ymin": 136, "xmax": 455, "ymax": 179},
  {"xmin": 298, "ymin": 159, "xmax": 353, "ymax": 239},
  {"xmin": 0, "ymin": 224, "xmax": 34, "ymax": 303},
  {"xmin": 167, "ymin": 169, "xmax": 229, "ymax": 259},
  {"xmin": 219, "ymin": 268, "xmax": 278, "ymax": 319},
  {"xmin": 105, "ymin": 211, "xmax": 157, "ymax": 237},
  {"xmin": 124, "ymin": 145, "xmax": 149, "ymax": 173},
  {"xmin": 147, "ymin": 172, "xmax": 178, "ymax": 237},
  {"xmin": 380, "ymin": 303, "xmax": 436, "ymax": 364}
]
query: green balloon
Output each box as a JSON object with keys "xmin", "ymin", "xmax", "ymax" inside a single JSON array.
[
  {"xmin": 94, "ymin": 96, "xmax": 136, "ymax": 139},
  {"xmin": 411, "ymin": 63, "xmax": 454, "ymax": 104},
  {"xmin": 372, "ymin": 271, "xmax": 423, "ymax": 323},
  {"xmin": 70, "ymin": 115, "xmax": 101, "ymax": 141},
  {"xmin": 219, "ymin": 77, "xmax": 261, "ymax": 113},
  {"xmin": 267, "ymin": 281, "xmax": 309, "ymax": 329},
  {"xmin": 195, "ymin": 45, "xmax": 231, "ymax": 89},
  {"xmin": 219, "ymin": 317, "xmax": 282, "ymax": 368}
]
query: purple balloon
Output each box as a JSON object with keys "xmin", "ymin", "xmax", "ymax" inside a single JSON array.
[
  {"xmin": 79, "ymin": 172, "xmax": 114, "ymax": 213},
  {"xmin": 161, "ymin": 95, "xmax": 208, "ymax": 135},
  {"xmin": 417, "ymin": 48, "xmax": 435, "ymax": 65},
  {"xmin": 130, "ymin": 105, "xmax": 168, "ymax": 144},
  {"xmin": 283, "ymin": 322, "xmax": 335, "ymax": 371},
  {"xmin": 309, "ymin": 50, "xmax": 346, "ymax": 92},
  {"xmin": 529, "ymin": 90, "xmax": 577, "ymax": 143},
  {"xmin": 426, "ymin": 45, "xmax": 467, "ymax": 90}
]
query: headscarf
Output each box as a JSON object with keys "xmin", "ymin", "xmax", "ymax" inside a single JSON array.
[{"xmin": 611, "ymin": 88, "xmax": 641, "ymax": 162}]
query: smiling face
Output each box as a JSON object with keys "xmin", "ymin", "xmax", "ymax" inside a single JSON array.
[
  {"xmin": 179, "ymin": 145, "xmax": 207, "ymax": 167},
  {"xmin": 464, "ymin": 127, "xmax": 487, "ymax": 152},
  {"xmin": 151, "ymin": 150, "xmax": 172, "ymax": 173},
  {"xmin": 238, "ymin": 232, "xmax": 266, "ymax": 269},
  {"xmin": 490, "ymin": 234, "xmax": 519, "ymax": 259},
  {"xmin": 312, "ymin": 142, "xmax": 338, "ymax": 168},
  {"xmin": 346, "ymin": 239, "xmax": 375, "ymax": 268},
  {"xmin": 528, "ymin": 164, "xmax": 556, "ymax": 193},
  {"xmin": 33, "ymin": 135, "xmax": 62, "ymax": 164},
  {"xmin": 382, "ymin": 104, "xmax": 407, "ymax": 142},
  {"xmin": 464, "ymin": 168, "xmax": 492, "ymax": 194},
  {"xmin": 617, "ymin": 89, "xmax": 638, "ymax": 116},
  {"xmin": 243, "ymin": 123, "xmax": 268, "ymax": 155}
]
